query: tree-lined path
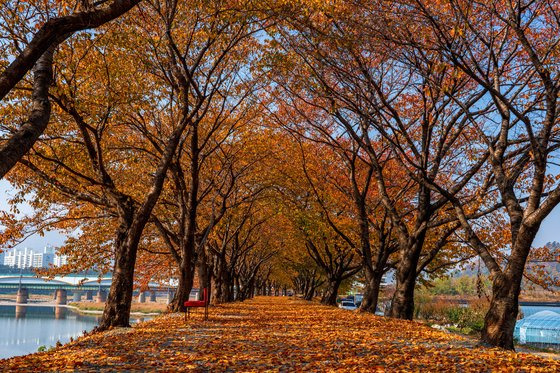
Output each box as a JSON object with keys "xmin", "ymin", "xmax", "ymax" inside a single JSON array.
[
  {"xmin": 1, "ymin": 297, "xmax": 558, "ymax": 372},
  {"xmin": 3, "ymin": 0, "xmax": 560, "ymax": 360}
]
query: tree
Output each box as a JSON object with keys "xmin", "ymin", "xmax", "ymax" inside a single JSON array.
[
  {"xmin": 263, "ymin": 7, "xmax": 474, "ymax": 317},
  {"xmin": 142, "ymin": 0, "xmax": 265, "ymax": 311},
  {"xmin": 4, "ymin": 8, "xmax": 191, "ymax": 328},
  {"xmin": 0, "ymin": 0, "xmax": 140, "ymax": 178},
  {"xmin": 401, "ymin": 0, "xmax": 560, "ymax": 349}
]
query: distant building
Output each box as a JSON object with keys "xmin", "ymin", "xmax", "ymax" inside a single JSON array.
[
  {"xmin": 54, "ymin": 253, "xmax": 68, "ymax": 267},
  {"xmin": 2, "ymin": 246, "xmax": 67, "ymax": 269}
]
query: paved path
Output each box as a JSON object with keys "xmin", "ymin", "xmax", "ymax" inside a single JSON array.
[{"xmin": 1, "ymin": 297, "xmax": 558, "ymax": 372}]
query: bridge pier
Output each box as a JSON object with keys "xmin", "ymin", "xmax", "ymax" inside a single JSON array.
[
  {"xmin": 150, "ymin": 291, "xmax": 157, "ymax": 302},
  {"xmin": 138, "ymin": 291, "xmax": 146, "ymax": 303},
  {"xmin": 95, "ymin": 290, "xmax": 107, "ymax": 303},
  {"xmin": 55, "ymin": 289, "xmax": 67, "ymax": 305},
  {"xmin": 86, "ymin": 290, "xmax": 93, "ymax": 301},
  {"xmin": 72, "ymin": 291, "xmax": 82, "ymax": 302},
  {"xmin": 16, "ymin": 288, "xmax": 28, "ymax": 304}
]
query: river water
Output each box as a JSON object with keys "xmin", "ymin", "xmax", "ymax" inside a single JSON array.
[{"xmin": 0, "ymin": 305, "xmax": 148, "ymax": 360}]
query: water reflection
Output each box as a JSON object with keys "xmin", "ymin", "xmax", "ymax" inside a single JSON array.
[
  {"xmin": 54, "ymin": 306, "xmax": 66, "ymax": 319},
  {"xmin": 15, "ymin": 305, "xmax": 26, "ymax": 319},
  {"xmin": 0, "ymin": 305, "xmax": 150, "ymax": 360}
]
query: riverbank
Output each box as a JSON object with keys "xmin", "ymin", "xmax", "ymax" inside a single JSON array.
[
  {"xmin": 1, "ymin": 297, "xmax": 559, "ymax": 371},
  {"xmin": 68, "ymin": 301, "xmax": 166, "ymax": 315},
  {"xmin": 0, "ymin": 300, "xmax": 166, "ymax": 316}
]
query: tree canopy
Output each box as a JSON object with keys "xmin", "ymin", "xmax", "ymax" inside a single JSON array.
[{"xmin": 1, "ymin": 0, "xmax": 560, "ymax": 350}]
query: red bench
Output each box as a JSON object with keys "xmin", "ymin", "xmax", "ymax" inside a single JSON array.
[{"xmin": 184, "ymin": 287, "xmax": 209, "ymax": 321}]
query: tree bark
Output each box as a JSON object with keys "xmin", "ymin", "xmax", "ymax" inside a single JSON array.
[
  {"xmin": 169, "ymin": 250, "xmax": 195, "ymax": 312},
  {"xmin": 197, "ymin": 252, "xmax": 212, "ymax": 301},
  {"xmin": 389, "ymin": 184, "xmax": 430, "ymax": 320},
  {"xmin": 481, "ymin": 227, "xmax": 536, "ymax": 349},
  {"xmin": 321, "ymin": 278, "xmax": 341, "ymax": 306},
  {"xmin": 360, "ymin": 268, "xmax": 384, "ymax": 313},
  {"xmin": 388, "ymin": 240, "xmax": 423, "ymax": 320},
  {"xmin": 304, "ymin": 281, "xmax": 317, "ymax": 301},
  {"xmin": 220, "ymin": 272, "xmax": 233, "ymax": 302},
  {"xmin": 480, "ymin": 273, "xmax": 520, "ymax": 350},
  {"xmin": 169, "ymin": 122, "xmax": 201, "ymax": 309},
  {"xmin": 0, "ymin": 46, "xmax": 54, "ymax": 178},
  {"xmin": 98, "ymin": 206, "xmax": 135, "ymax": 329}
]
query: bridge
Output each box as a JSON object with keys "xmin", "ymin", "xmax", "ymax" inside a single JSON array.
[
  {"xmin": 0, "ymin": 275, "xmax": 175, "ymax": 291},
  {"xmin": 0, "ymin": 275, "xmax": 114, "ymax": 291},
  {"xmin": 0, "ymin": 274, "xmax": 177, "ymax": 304}
]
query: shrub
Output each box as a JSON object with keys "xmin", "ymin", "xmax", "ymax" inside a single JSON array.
[{"xmin": 415, "ymin": 296, "xmax": 489, "ymax": 334}]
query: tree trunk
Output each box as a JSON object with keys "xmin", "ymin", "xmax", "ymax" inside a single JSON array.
[
  {"xmin": 99, "ymin": 208, "xmax": 136, "ymax": 329},
  {"xmin": 211, "ymin": 275, "xmax": 220, "ymax": 304},
  {"xmin": 479, "ymin": 221, "xmax": 538, "ymax": 349},
  {"xmin": 221, "ymin": 269, "xmax": 233, "ymax": 302},
  {"xmin": 387, "ymin": 181, "xmax": 430, "ymax": 320},
  {"xmin": 304, "ymin": 282, "xmax": 316, "ymax": 301},
  {"xmin": 98, "ymin": 241, "xmax": 137, "ymax": 329},
  {"xmin": 167, "ymin": 121, "xmax": 200, "ymax": 310},
  {"xmin": 212, "ymin": 257, "xmax": 231, "ymax": 303},
  {"xmin": 0, "ymin": 45, "xmax": 54, "ymax": 179},
  {"xmin": 360, "ymin": 268, "xmax": 384, "ymax": 313},
  {"xmin": 481, "ymin": 273, "xmax": 520, "ymax": 350},
  {"xmin": 480, "ymin": 230, "xmax": 535, "ymax": 349},
  {"xmin": 197, "ymin": 255, "xmax": 211, "ymax": 301},
  {"xmin": 234, "ymin": 276, "xmax": 240, "ymax": 301},
  {"xmin": 168, "ymin": 252, "xmax": 195, "ymax": 312},
  {"xmin": 321, "ymin": 278, "xmax": 341, "ymax": 306},
  {"xmin": 389, "ymin": 241, "xmax": 423, "ymax": 320}
]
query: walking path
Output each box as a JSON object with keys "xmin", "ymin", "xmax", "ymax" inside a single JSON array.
[{"xmin": 1, "ymin": 297, "xmax": 558, "ymax": 372}]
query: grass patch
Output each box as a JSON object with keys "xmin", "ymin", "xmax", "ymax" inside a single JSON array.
[{"xmin": 69, "ymin": 302, "xmax": 167, "ymax": 314}]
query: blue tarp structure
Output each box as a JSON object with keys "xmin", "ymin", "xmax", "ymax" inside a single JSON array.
[{"xmin": 514, "ymin": 310, "xmax": 560, "ymax": 346}]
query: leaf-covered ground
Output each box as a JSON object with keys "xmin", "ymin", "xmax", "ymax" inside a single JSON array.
[{"xmin": 2, "ymin": 297, "xmax": 558, "ymax": 372}]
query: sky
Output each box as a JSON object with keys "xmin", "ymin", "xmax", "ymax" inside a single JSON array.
[
  {"xmin": 0, "ymin": 179, "xmax": 559, "ymax": 251},
  {"xmin": 0, "ymin": 180, "xmax": 66, "ymax": 251}
]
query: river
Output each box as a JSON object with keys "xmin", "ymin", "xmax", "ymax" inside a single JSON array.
[{"xmin": 0, "ymin": 305, "xmax": 148, "ymax": 360}]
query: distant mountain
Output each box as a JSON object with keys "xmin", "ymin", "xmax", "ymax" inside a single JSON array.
[
  {"xmin": 451, "ymin": 241, "xmax": 560, "ymax": 279},
  {"xmin": 545, "ymin": 241, "xmax": 560, "ymax": 250}
]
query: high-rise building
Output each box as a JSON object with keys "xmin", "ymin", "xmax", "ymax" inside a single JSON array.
[
  {"xmin": 2, "ymin": 246, "xmax": 68, "ymax": 269},
  {"xmin": 54, "ymin": 253, "xmax": 68, "ymax": 267}
]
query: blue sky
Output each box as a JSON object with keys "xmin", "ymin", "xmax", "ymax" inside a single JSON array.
[
  {"xmin": 0, "ymin": 180, "xmax": 66, "ymax": 250},
  {"xmin": 534, "ymin": 208, "xmax": 560, "ymax": 247}
]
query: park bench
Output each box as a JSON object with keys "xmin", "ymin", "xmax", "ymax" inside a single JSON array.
[{"xmin": 184, "ymin": 287, "xmax": 209, "ymax": 321}]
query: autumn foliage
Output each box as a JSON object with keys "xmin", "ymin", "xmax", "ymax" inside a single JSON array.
[
  {"xmin": 2, "ymin": 297, "xmax": 559, "ymax": 372},
  {"xmin": 1, "ymin": 0, "xmax": 560, "ymax": 356}
]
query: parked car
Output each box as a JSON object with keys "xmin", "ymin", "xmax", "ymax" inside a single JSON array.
[{"xmin": 339, "ymin": 300, "xmax": 358, "ymax": 310}]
